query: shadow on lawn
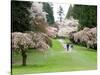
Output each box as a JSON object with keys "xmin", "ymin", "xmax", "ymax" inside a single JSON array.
[
  {"xmin": 74, "ymin": 45, "xmax": 97, "ymax": 52},
  {"xmin": 12, "ymin": 64, "xmax": 47, "ymax": 68}
]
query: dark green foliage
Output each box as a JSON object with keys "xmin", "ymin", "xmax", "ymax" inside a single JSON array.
[
  {"xmin": 43, "ymin": 3, "xmax": 54, "ymax": 25},
  {"xmin": 66, "ymin": 5, "xmax": 97, "ymax": 28},
  {"xmin": 11, "ymin": 1, "xmax": 32, "ymax": 32}
]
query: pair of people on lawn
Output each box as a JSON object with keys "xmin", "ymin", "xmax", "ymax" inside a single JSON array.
[{"xmin": 64, "ymin": 43, "xmax": 73, "ymax": 52}]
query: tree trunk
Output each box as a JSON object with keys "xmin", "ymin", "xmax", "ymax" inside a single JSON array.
[{"xmin": 21, "ymin": 50, "xmax": 27, "ymax": 66}]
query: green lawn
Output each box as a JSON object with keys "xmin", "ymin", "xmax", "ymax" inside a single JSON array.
[{"xmin": 12, "ymin": 39, "xmax": 97, "ymax": 75}]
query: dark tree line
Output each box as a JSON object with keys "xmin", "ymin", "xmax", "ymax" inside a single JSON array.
[{"xmin": 66, "ymin": 5, "xmax": 97, "ymax": 29}]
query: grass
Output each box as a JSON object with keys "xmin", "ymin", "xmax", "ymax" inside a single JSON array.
[{"xmin": 12, "ymin": 39, "xmax": 97, "ymax": 75}]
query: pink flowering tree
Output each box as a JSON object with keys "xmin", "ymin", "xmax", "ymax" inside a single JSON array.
[
  {"xmin": 12, "ymin": 32, "xmax": 51, "ymax": 66},
  {"xmin": 12, "ymin": 32, "xmax": 35, "ymax": 66}
]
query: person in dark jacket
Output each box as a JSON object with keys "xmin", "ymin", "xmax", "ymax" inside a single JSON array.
[
  {"xmin": 66, "ymin": 43, "xmax": 74, "ymax": 52},
  {"xmin": 66, "ymin": 44, "xmax": 69, "ymax": 51}
]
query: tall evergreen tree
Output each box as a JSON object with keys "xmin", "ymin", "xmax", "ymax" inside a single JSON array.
[
  {"xmin": 43, "ymin": 3, "xmax": 54, "ymax": 25},
  {"xmin": 66, "ymin": 5, "xmax": 73, "ymax": 19},
  {"xmin": 11, "ymin": 1, "xmax": 32, "ymax": 32},
  {"xmin": 57, "ymin": 5, "xmax": 64, "ymax": 22}
]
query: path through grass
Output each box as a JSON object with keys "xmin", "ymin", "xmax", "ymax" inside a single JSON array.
[{"xmin": 12, "ymin": 39, "xmax": 97, "ymax": 75}]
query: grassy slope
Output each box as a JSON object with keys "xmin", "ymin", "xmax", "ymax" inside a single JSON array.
[{"xmin": 12, "ymin": 39, "xmax": 97, "ymax": 75}]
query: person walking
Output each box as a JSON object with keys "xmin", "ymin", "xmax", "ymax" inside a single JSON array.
[{"xmin": 66, "ymin": 44, "xmax": 69, "ymax": 51}]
